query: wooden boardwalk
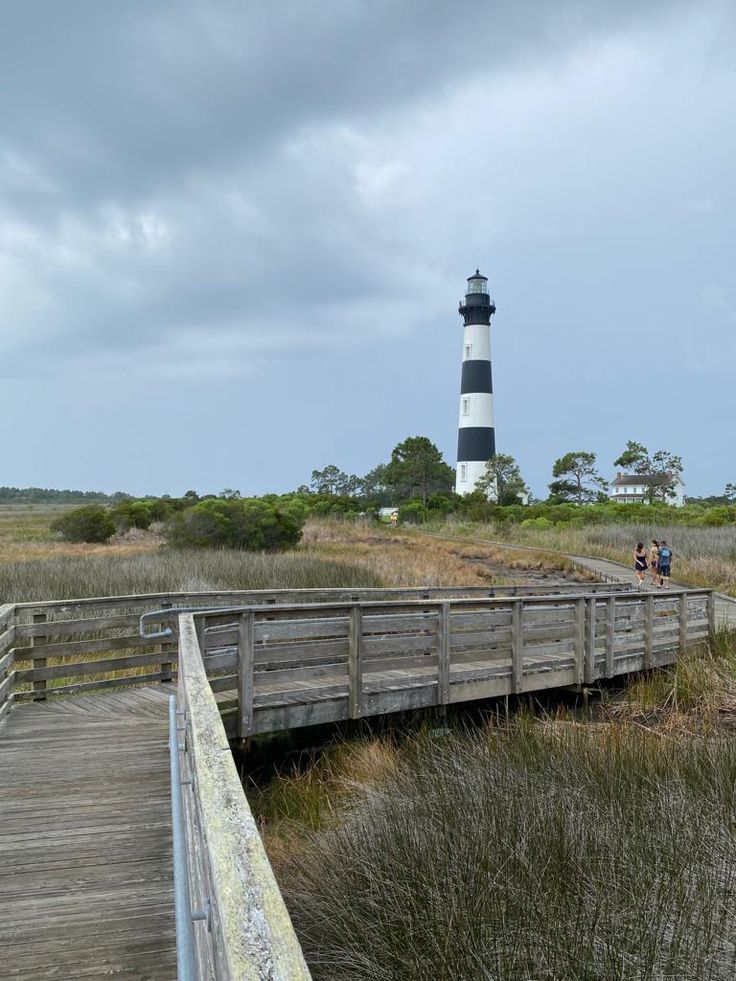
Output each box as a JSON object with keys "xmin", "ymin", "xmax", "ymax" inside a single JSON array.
[{"xmin": 0, "ymin": 686, "xmax": 176, "ymax": 981}]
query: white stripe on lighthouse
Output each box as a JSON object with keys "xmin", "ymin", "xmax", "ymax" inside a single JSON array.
[
  {"xmin": 462, "ymin": 324, "xmax": 491, "ymax": 363},
  {"xmin": 458, "ymin": 392, "xmax": 494, "ymax": 429}
]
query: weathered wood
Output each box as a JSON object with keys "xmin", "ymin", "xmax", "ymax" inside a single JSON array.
[
  {"xmin": 707, "ymin": 590, "xmax": 717, "ymax": 637},
  {"xmin": 437, "ymin": 602, "xmax": 451, "ymax": 705},
  {"xmin": 584, "ymin": 597, "xmax": 596, "ymax": 685},
  {"xmin": 0, "ymin": 648, "xmax": 13, "ymax": 680},
  {"xmin": 644, "ymin": 594, "xmax": 654, "ymax": 669},
  {"xmin": 178, "ymin": 614, "xmax": 311, "ymax": 979},
  {"xmin": 238, "ymin": 611, "xmax": 255, "ymax": 738},
  {"xmin": 0, "ymin": 686, "xmax": 176, "ymax": 979},
  {"xmin": 511, "ymin": 600, "xmax": 524, "ymax": 694},
  {"xmin": 348, "ymin": 605, "xmax": 363, "ymax": 719},
  {"xmin": 0, "ymin": 670, "xmax": 15, "ymax": 706},
  {"xmin": 574, "ymin": 597, "xmax": 586, "ymax": 686},
  {"xmin": 14, "ymin": 671, "xmax": 173, "ymax": 700},
  {"xmin": 14, "ymin": 632, "xmax": 169, "ymax": 659},
  {"xmin": 31, "ymin": 612, "xmax": 48, "ymax": 701},
  {"xmin": 16, "ymin": 650, "xmax": 173, "ymax": 683},
  {"xmin": 14, "ymin": 611, "xmax": 142, "ymax": 641}
]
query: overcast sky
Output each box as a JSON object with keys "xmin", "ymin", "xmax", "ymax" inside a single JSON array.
[{"xmin": 2, "ymin": 0, "xmax": 734, "ymax": 498}]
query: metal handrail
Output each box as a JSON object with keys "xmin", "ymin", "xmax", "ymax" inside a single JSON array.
[{"xmin": 169, "ymin": 695, "xmax": 197, "ymax": 981}]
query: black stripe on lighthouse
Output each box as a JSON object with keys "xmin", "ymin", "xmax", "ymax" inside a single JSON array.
[
  {"xmin": 457, "ymin": 427, "xmax": 496, "ymax": 462},
  {"xmin": 460, "ymin": 360, "xmax": 493, "ymax": 395}
]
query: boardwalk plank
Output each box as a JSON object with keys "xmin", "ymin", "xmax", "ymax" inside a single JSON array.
[{"xmin": 0, "ymin": 688, "xmax": 175, "ymax": 981}]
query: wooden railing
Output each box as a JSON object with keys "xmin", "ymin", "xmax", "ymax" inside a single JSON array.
[
  {"xmin": 191, "ymin": 588, "xmax": 715, "ymax": 738},
  {"xmin": 0, "ymin": 583, "xmax": 634, "ymax": 708},
  {"xmin": 0, "ymin": 604, "xmax": 15, "ymax": 724},
  {"xmin": 175, "ymin": 613, "xmax": 311, "ymax": 979}
]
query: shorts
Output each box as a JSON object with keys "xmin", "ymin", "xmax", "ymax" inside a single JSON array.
[{"xmin": 659, "ymin": 564, "xmax": 671, "ymax": 578}]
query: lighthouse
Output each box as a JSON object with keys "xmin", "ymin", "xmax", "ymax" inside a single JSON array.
[{"xmin": 455, "ymin": 269, "xmax": 496, "ymax": 496}]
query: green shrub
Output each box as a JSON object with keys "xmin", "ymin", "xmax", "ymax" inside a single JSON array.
[
  {"xmin": 51, "ymin": 505, "xmax": 116, "ymax": 543},
  {"xmin": 110, "ymin": 500, "xmax": 154, "ymax": 531},
  {"xmin": 166, "ymin": 497, "xmax": 304, "ymax": 551},
  {"xmin": 398, "ymin": 501, "xmax": 427, "ymax": 525}
]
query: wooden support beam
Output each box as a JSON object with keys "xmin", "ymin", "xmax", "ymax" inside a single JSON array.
[
  {"xmin": 605, "ymin": 595, "xmax": 616, "ymax": 678},
  {"xmin": 348, "ymin": 605, "xmax": 363, "ymax": 719},
  {"xmin": 679, "ymin": 592, "xmax": 688, "ymax": 654},
  {"xmin": 584, "ymin": 597, "xmax": 596, "ymax": 685},
  {"xmin": 31, "ymin": 612, "xmax": 47, "ymax": 701},
  {"xmin": 437, "ymin": 602, "xmax": 450, "ymax": 705},
  {"xmin": 707, "ymin": 590, "xmax": 717, "ymax": 638},
  {"xmin": 644, "ymin": 594, "xmax": 654, "ymax": 670},
  {"xmin": 574, "ymin": 597, "xmax": 585, "ymax": 686},
  {"xmin": 511, "ymin": 600, "xmax": 523, "ymax": 694},
  {"xmin": 238, "ymin": 612, "xmax": 255, "ymax": 738}
]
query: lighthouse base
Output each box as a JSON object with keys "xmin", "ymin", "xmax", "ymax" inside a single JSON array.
[{"xmin": 455, "ymin": 460, "xmax": 497, "ymax": 499}]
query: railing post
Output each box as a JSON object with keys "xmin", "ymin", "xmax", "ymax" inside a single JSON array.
[
  {"xmin": 605, "ymin": 595, "xmax": 616, "ymax": 678},
  {"xmin": 511, "ymin": 599, "xmax": 523, "ymax": 694},
  {"xmin": 160, "ymin": 601, "xmax": 173, "ymax": 683},
  {"xmin": 644, "ymin": 594, "xmax": 654, "ymax": 670},
  {"xmin": 238, "ymin": 612, "xmax": 255, "ymax": 738},
  {"xmin": 195, "ymin": 617, "xmax": 206, "ymax": 659},
  {"xmin": 31, "ymin": 612, "xmax": 48, "ymax": 701},
  {"xmin": 437, "ymin": 602, "xmax": 450, "ymax": 705},
  {"xmin": 348, "ymin": 605, "xmax": 363, "ymax": 720},
  {"xmin": 574, "ymin": 597, "xmax": 585, "ymax": 686},
  {"xmin": 679, "ymin": 592, "xmax": 688, "ymax": 653},
  {"xmin": 584, "ymin": 597, "xmax": 596, "ymax": 685},
  {"xmin": 707, "ymin": 590, "xmax": 717, "ymax": 638}
]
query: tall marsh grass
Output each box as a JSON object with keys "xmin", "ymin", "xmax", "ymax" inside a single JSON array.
[
  {"xmin": 444, "ymin": 520, "xmax": 736, "ymax": 595},
  {"xmin": 271, "ymin": 720, "xmax": 736, "ymax": 980},
  {"xmin": 0, "ymin": 548, "xmax": 382, "ymax": 603}
]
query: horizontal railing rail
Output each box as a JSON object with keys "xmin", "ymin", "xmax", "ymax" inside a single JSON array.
[
  {"xmin": 0, "ymin": 584, "xmax": 718, "ymax": 717},
  {"xmin": 190, "ymin": 588, "xmax": 715, "ymax": 739},
  {"xmin": 176, "ymin": 613, "xmax": 311, "ymax": 979}
]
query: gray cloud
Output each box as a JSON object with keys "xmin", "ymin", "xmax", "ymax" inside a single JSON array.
[{"xmin": 1, "ymin": 0, "xmax": 734, "ymax": 494}]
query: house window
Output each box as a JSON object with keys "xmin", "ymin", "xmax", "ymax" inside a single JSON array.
[
  {"xmin": 462, "ymin": 397, "xmax": 469, "ymax": 416},
  {"xmin": 459, "ymin": 464, "xmax": 467, "ymax": 481},
  {"xmin": 464, "ymin": 344, "xmax": 472, "ymax": 360}
]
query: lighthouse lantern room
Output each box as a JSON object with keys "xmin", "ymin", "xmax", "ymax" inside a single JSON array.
[{"xmin": 455, "ymin": 269, "xmax": 496, "ymax": 496}]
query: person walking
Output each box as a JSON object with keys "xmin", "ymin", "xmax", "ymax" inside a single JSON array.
[
  {"xmin": 649, "ymin": 539, "xmax": 660, "ymax": 587},
  {"xmin": 658, "ymin": 541, "xmax": 673, "ymax": 588},
  {"xmin": 634, "ymin": 542, "xmax": 648, "ymax": 589}
]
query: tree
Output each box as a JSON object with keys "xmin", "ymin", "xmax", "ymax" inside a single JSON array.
[
  {"xmin": 310, "ymin": 465, "xmax": 348, "ymax": 495},
  {"xmin": 51, "ymin": 505, "xmax": 116, "ymax": 543},
  {"xmin": 475, "ymin": 454, "xmax": 529, "ymax": 505},
  {"xmin": 361, "ymin": 464, "xmax": 391, "ymax": 504},
  {"xmin": 384, "ymin": 437, "xmax": 455, "ymax": 506},
  {"xmin": 549, "ymin": 451, "xmax": 607, "ymax": 505},
  {"xmin": 724, "ymin": 483, "xmax": 736, "ymax": 503},
  {"xmin": 613, "ymin": 441, "xmax": 683, "ymax": 503}
]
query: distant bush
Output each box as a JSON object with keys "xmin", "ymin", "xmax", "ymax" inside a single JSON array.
[
  {"xmin": 110, "ymin": 500, "xmax": 154, "ymax": 531},
  {"xmin": 166, "ymin": 498, "xmax": 304, "ymax": 551},
  {"xmin": 398, "ymin": 501, "xmax": 426, "ymax": 524},
  {"xmin": 51, "ymin": 505, "xmax": 116, "ymax": 543}
]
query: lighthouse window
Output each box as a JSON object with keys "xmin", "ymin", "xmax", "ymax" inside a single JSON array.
[
  {"xmin": 462, "ymin": 398, "xmax": 469, "ymax": 416},
  {"xmin": 459, "ymin": 464, "xmax": 467, "ymax": 482},
  {"xmin": 464, "ymin": 344, "xmax": 472, "ymax": 360}
]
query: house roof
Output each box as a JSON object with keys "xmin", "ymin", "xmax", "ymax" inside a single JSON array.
[{"xmin": 610, "ymin": 473, "xmax": 684, "ymax": 487}]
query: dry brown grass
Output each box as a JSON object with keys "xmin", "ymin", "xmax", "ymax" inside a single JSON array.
[{"xmin": 301, "ymin": 519, "xmax": 580, "ymax": 587}]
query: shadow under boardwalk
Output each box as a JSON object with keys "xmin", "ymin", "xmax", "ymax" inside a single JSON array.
[{"xmin": 0, "ymin": 685, "xmax": 176, "ymax": 980}]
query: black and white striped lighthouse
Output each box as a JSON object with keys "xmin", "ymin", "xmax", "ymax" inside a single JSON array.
[{"xmin": 455, "ymin": 269, "xmax": 496, "ymax": 496}]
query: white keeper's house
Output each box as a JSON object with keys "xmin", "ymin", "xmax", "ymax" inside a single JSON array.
[{"xmin": 609, "ymin": 473, "xmax": 685, "ymax": 507}]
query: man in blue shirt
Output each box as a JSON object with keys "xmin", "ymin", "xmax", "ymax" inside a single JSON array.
[{"xmin": 658, "ymin": 541, "xmax": 673, "ymax": 589}]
